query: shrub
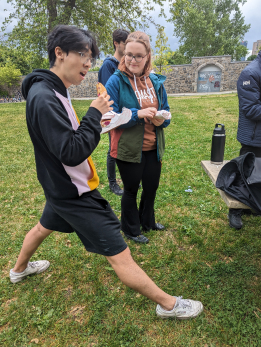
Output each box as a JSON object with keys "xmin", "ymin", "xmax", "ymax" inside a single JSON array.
[
  {"xmin": 89, "ymin": 66, "xmax": 100, "ymax": 72},
  {"xmin": 247, "ymin": 55, "xmax": 257, "ymax": 61},
  {"xmin": 0, "ymin": 63, "xmax": 21, "ymax": 96}
]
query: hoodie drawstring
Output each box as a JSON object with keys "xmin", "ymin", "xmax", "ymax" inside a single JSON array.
[
  {"xmin": 134, "ymin": 74, "xmax": 154, "ymax": 107},
  {"xmin": 144, "ymin": 76, "xmax": 154, "ymax": 104},
  {"xmin": 133, "ymin": 74, "xmax": 142, "ymax": 107}
]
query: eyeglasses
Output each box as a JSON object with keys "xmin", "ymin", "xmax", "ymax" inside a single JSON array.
[
  {"xmin": 125, "ymin": 53, "xmax": 147, "ymax": 63},
  {"xmin": 75, "ymin": 51, "xmax": 96, "ymax": 67}
]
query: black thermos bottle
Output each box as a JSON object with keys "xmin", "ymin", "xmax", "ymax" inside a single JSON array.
[{"xmin": 211, "ymin": 123, "xmax": 226, "ymax": 164}]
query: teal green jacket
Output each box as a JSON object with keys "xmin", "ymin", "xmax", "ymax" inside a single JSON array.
[{"xmin": 105, "ymin": 70, "xmax": 170, "ymax": 163}]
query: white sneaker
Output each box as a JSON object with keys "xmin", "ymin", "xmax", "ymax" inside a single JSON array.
[
  {"xmin": 10, "ymin": 260, "xmax": 50, "ymax": 283},
  {"xmin": 156, "ymin": 296, "xmax": 203, "ymax": 319}
]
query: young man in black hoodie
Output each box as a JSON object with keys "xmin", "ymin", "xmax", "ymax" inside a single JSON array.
[{"xmin": 9, "ymin": 25, "xmax": 203, "ymax": 320}]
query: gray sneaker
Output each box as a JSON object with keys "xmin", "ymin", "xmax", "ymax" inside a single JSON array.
[
  {"xmin": 156, "ymin": 296, "xmax": 203, "ymax": 319},
  {"xmin": 10, "ymin": 260, "xmax": 50, "ymax": 283}
]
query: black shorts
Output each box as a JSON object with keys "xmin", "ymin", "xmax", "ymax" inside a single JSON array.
[{"xmin": 40, "ymin": 189, "xmax": 127, "ymax": 256}]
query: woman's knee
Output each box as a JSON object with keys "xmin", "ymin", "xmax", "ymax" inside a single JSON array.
[
  {"xmin": 141, "ymin": 188, "xmax": 157, "ymax": 200},
  {"xmin": 123, "ymin": 188, "xmax": 139, "ymax": 198}
]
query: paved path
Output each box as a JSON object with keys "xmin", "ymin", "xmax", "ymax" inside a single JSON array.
[
  {"xmin": 0, "ymin": 91, "xmax": 237, "ymax": 103},
  {"xmin": 167, "ymin": 90, "xmax": 237, "ymax": 97},
  {"xmin": 71, "ymin": 90, "xmax": 237, "ymax": 100}
]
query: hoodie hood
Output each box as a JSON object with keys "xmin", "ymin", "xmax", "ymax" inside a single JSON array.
[
  {"xmin": 104, "ymin": 56, "xmax": 119, "ymax": 64},
  {"xmin": 22, "ymin": 69, "xmax": 67, "ymax": 100}
]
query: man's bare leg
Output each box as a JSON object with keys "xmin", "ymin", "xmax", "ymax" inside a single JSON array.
[
  {"xmin": 12, "ymin": 222, "xmax": 53, "ymax": 273},
  {"xmin": 106, "ymin": 247, "xmax": 176, "ymax": 311}
]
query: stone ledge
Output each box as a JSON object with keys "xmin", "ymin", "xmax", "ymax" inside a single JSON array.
[{"xmin": 201, "ymin": 160, "xmax": 250, "ymax": 209}]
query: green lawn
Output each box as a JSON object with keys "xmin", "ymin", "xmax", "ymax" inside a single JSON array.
[{"xmin": 0, "ymin": 95, "xmax": 261, "ymax": 347}]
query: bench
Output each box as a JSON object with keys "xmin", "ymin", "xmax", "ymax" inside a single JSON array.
[{"xmin": 201, "ymin": 160, "xmax": 250, "ymax": 209}]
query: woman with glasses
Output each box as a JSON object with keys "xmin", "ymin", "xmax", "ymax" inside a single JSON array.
[{"xmin": 105, "ymin": 31, "xmax": 171, "ymax": 244}]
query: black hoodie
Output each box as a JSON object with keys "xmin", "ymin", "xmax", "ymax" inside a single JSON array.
[{"xmin": 22, "ymin": 69, "xmax": 102, "ymax": 200}]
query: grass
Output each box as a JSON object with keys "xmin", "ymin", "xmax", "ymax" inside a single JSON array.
[{"xmin": 0, "ymin": 95, "xmax": 261, "ymax": 347}]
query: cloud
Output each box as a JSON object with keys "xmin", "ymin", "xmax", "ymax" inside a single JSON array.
[
  {"xmin": 146, "ymin": 4, "xmax": 179, "ymax": 51},
  {"xmin": 239, "ymin": 0, "xmax": 261, "ymax": 51},
  {"xmin": 0, "ymin": 0, "xmax": 17, "ymax": 35}
]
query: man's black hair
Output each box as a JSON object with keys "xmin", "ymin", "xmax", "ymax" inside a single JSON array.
[
  {"xmin": 47, "ymin": 25, "xmax": 100, "ymax": 68},
  {"xmin": 112, "ymin": 29, "xmax": 130, "ymax": 51}
]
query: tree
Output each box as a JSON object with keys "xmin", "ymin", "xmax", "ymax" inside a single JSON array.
[
  {"xmin": 247, "ymin": 55, "xmax": 257, "ymax": 61},
  {"xmin": 153, "ymin": 47, "xmax": 189, "ymax": 67},
  {"xmin": 0, "ymin": 62, "xmax": 21, "ymax": 96},
  {"xmin": 1, "ymin": 0, "xmax": 165, "ymax": 68},
  {"xmin": 152, "ymin": 27, "xmax": 173, "ymax": 74},
  {"xmin": 0, "ymin": 44, "xmax": 48, "ymax": 75},
  {"xmin": 168, "ymin": 0, "xmax": 250, "ymax": 60},
  {"xmin": 166, "ymin": 48, "xmax": 190, "ymax": 65}
]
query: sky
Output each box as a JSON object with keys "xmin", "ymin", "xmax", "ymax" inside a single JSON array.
[{"xmin": 0, "ymin": 0, "xmax": 260, "ymax": 54}]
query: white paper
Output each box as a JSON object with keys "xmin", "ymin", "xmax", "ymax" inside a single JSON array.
[
  {"xmin": 154, "ymin": 110, "xmax": 172, "ymax": 120},
  {"xmin": 100, "ymin": 107, "xmax": 132, "ymax": 134}
]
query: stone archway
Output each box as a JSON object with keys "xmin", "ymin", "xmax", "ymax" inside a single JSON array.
[{"xmin": 194, "ymin": 62, "xmax": 225, "ymax": 92}]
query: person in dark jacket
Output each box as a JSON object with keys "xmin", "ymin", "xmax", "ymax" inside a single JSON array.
[
  {"xmin": 228, "ymin": 50, "xmax": 261, "ymax": 229},
  {"xmin": 106, "ymin": 31, "xmax": 170, "ymax": 244},
  {"xmin": 8, "ymin": 24, "xmax": 203, "ymax": 320},
  {"xmin": 98, "ymin": 29, "xmax": 129, "ymax": 196}
]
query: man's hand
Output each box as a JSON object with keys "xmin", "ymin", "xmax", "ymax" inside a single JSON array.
[
  {"xmin": 90, "ymin": 91, "xmax": 114, "ymax": 115},
  {"xmin": 137, "ymin": 107, "xmax": 157, "ymax": 119}
]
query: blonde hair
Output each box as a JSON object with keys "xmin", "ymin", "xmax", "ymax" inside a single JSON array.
[{"xmin": 118, "ymin": 31, "xmax": 152, "ymax": 75}]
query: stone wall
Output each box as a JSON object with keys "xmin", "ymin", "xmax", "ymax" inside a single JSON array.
[
  {"xmin": 7, "ymin": 55, "xmax": 251, "ymax": 99},
  {"xmin": 227, "ymin": 61, "xmax": 251, "ymax": 90},
  {"xmin": 67, "ymin": 55, "xmax": 250, "ymax": 97},
  {"xmin": 164, "ymin": 64, "xmax": 194, "ymax": 93},
  {"xmin": 68, "ymin": 71, "xmax": 98, "ymax": 98},
  {"xmin": 191, "ymin": 55, "xmax": 250, "ymax": 92}
]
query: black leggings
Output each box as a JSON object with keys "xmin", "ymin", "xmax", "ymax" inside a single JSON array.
[{"xmin": 116, "ymin": 150, "xmax": 161, "ymax": 236}]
